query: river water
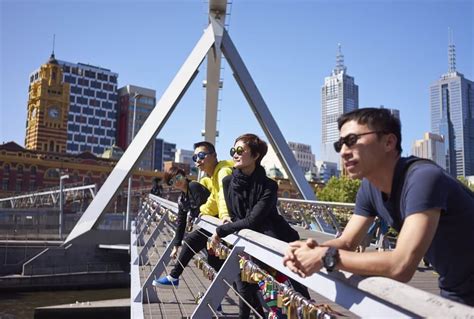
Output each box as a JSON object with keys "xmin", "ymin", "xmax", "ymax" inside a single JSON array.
[{"xmin": 0, "ymin": 288, "xmax": 129, "ymax": 319}]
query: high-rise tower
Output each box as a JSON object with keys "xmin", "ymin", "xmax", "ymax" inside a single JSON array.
[
  {"xmin": 117, "ymin": 85, "xmax": 156, "ymax": 170},
  {"xmin": 430, "ymin": 30, "xmax": 474, "ymax": 177},
  {"xmin": 321, "ymin": 44, "xmax": 359, "ymax": 167},
  {"xmin": 25, "ymin": 53, "xmax": 70, "ymax": 153}
]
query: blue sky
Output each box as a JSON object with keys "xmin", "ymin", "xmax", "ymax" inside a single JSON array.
[{"xmin": 1, "ymin": 0, "xmax": 473, "ymax": 160}]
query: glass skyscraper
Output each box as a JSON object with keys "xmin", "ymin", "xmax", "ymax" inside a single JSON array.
[
  {"xmin": 321, "ymin": 45, "xmax": 359, "ymax": 167},
  {"xmin": 430, "ymin": 37, "xmax": 474, "ymax": 177}
]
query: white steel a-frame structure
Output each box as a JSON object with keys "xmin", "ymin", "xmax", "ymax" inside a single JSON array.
[{"xmin": 65, "ymin": 1, "xmax": 316, "ymax": 244}]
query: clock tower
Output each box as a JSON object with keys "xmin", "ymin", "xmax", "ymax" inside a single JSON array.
[{"xmin": 25, "ymin": 53, "xmax": 70, "ymax": 153}]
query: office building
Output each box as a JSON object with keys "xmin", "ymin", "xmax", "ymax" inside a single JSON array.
[
  {"xmin": 175, "ymin": 149, "xmax": 195, "ymax": 167},
  {"xmin": 321, "ymin": 44, "xmax": 359, "ymax": 167},
  {"xmin": 411, "ymin": 133, "xmax": 446, "ymax": 169},
  {"xmin": 117, "ymin": 85, "xmax": 156, "ymax": 171},
  {"xmin": 315, "ymin": 160, "xmax": 339, "ymax": 184},
  {"xmin": 59, "ymin": 60, "xmax": 118, "ymax": 155},
  {"xmin": 288, "ymin": 142, "xmax": 316, "ymax": 173},
  {"xmin": 430, "ymin": 32, "xmax": 474, "ymax": 176},
  {"xmin": 154, "ymin": 139, "xmax": 176, "ymax": 171}
]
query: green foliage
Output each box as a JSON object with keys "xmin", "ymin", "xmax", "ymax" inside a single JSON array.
[
  {"xmin": 316, "ymin": 176, "xmax": 361, "ymax": 203},
  {"xmin": 457, "ymin": 176, "xmax": 474, "ymax": 192}
]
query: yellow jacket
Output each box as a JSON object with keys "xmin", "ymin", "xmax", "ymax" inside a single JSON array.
[{"xmin": 199, "ymin": 160, "xmax": 233, "ymax": 219}]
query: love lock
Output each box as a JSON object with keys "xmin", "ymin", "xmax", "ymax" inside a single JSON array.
[{"xmin": 195, "ymin": 291, "xmax": 204, "ymax": 304}]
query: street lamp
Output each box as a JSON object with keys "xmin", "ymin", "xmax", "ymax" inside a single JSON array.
[
  {"xmin": 126, "ymin": 92, "xmax": 141, "ymax": 231},
  {"xmin": 59, "ymin": 173, "xmax": 69, "ymax": 240}
]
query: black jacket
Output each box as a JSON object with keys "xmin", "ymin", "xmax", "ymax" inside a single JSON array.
[
  {"xmin": 216, "ymin": 166, "xmax": 299, "ymax": 243},
  {"xmin": 150, "ymin": 184, "xmax": 163, "ymax": 196},
  {"xmin": 172, "ymin": 181, "xmax": 210, "ymax": 247}
]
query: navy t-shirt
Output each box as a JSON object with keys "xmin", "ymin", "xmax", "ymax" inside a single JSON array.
[{"xmin": 355, "ymin": 156, "xmax": 474, "ymax": 296}]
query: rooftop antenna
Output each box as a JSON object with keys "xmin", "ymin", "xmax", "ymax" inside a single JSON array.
[
  {"xmin": 334, "ymin": 43, "xmax": 347, "ymax": 74},
  {"xmin": 51, "ymin": 34, "xmax": 56, "ymax": 59},
  {"xmin": 448, "ymin": 27, "xmax": 456, "ymax": 73}
]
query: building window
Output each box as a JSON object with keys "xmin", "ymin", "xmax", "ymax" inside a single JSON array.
[
  {"xmin": 85, "ymin": 70, "xmax": 96, "ymax": 79},
  {"xmin": 2, "ymin": 179, "xmax": 8, "ymax": 190},
  {"xmin": 78, "ymin": 78, "xmax": 90, "ymax": 87},
  {"xmin": 16, "ymin": 165, "xmax": 23, "ymax": 175},
  {"xmin": 4, "ymin": 164, "xmax": 10, "ymax": 174},
  {"xmin": 44, "ymin": 168, "xmax": 60, "ymax": 179}
]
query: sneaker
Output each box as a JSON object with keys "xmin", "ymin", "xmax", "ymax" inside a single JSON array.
[
  {"xmin": 216, "ymin": 304, "xmax": 223, "ymax": 315},
  {"xmin": 152, "ymin": 275, "xmax": 179, "ymax": 288}
]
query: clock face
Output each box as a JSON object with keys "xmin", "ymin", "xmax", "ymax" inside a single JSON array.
[{"xmin": 48, "ymin": 107, "xmax": 60, "ymax": 119}]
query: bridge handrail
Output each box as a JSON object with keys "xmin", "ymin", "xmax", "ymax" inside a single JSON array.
[
  {"xmin": 278, "ymin": 197, "xmax": 355, "ymax": 208},
  {"xmin": 0, "ymin": 184, "xmax": 96, "ymax": 202},
  {"xmin": 139, "ymin": 195, "xmax": 473, "ymax": 318}
]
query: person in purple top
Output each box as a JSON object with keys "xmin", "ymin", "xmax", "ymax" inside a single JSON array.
[{"xmin": 283, "ymin": 108, "xmax": 474, "ymax": 306}]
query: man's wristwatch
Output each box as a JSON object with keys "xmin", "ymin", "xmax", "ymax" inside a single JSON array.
[{"xmin": 322, "ymin": 247, "xmax": 340, "ymax": 272}]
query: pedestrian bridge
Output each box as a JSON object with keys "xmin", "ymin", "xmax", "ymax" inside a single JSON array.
[
  {"xmin": 130, "ymin": 194, "xmax": 473, "ymax": 318},
  {"xmin": 20, "ymin": 0, "xmax": 469, "ymax": 317}
]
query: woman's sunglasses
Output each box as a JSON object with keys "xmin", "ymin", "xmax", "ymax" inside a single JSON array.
[
  {"xmin": 168, "ymin": 174, "xmax": 185, "ymax": 186},
  {"xmin": 230, "ymin": 146, "xmax": 245, "ymax": 157},
  {"xmin": 333, "ymin": 131, "xmax": 381, "ymax": 153},
  {"xmin": 192, "ymin": 152, "xmax": 211, "ymax": 162}
]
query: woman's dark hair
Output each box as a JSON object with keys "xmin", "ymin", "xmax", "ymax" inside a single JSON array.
[
  {"xmin": 235, "ymin": 133, "xmax": 268, "ymax": 166},
  {"xmin": 337, "ymin": 108, "xmax": 403, "ymax": 154},
  {"xmin": 164, "ymin": 167, "xmax": 186, "ymax": 186},
  {"xmin": 193, "ymin": 141, "xmax": 216, "ymax": 154}
]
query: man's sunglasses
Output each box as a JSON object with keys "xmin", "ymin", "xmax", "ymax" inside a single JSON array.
[
  {"xmin": 192, "ymin": 151, "xmax": 211, "ymax": 162},
  {"xmin": 168, "ymin": 174, "xmax": 184, "ymax": 186},
  {"xmin": 230, "ymin": 146, "xmax": 245, "ymax": 157},
  {"xmin": 333, "ymin": 131, "xmax": 381, "ymax": 153}
]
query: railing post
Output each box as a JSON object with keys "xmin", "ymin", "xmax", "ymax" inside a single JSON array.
[
  {"xmin": 138, "ymin": 212, "xmax": 169, "ymax": 266},
  {"xmin": 191, "ymin": 245, "xmax": 244, "ymax": 318},
  {"xmin": 130, "ymin": 220, "xmax": 145, "ymax": 319},
  {"xmin": 138, "ymin": 238, "xmax": 175, "ymax": 303}
]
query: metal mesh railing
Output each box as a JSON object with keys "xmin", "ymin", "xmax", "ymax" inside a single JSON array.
[{"xmin": 129, "ymin": 194, "xmax": 473, "ymax": 319}]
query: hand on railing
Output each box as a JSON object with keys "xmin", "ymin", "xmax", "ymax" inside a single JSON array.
[
  {"xmin": 170, "ymin": 246, "xmax": 179, "ymax": 259},
  {"xmin": 210, "ymin": 233, "xmax": 221, "ymax": 249},
  {"xmin": 283, "ymin": 238, "xmax": 321, "ymax": 278}
]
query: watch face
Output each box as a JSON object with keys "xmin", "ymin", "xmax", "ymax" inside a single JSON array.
[
  {"xmin": 48, "ymin": 107, "xmax": 60, "ymax": 119},
  {"xmin": 326, "ymin": 257, "xmax": 335, "ymax": 268}
]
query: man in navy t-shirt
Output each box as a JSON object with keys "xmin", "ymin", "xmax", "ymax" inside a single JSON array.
[{"xmin": 283, "ymin": 108, "xmax": 474, "ymax": 306}]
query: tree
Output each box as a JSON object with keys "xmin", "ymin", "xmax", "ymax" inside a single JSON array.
[
  {"xmin": 457, "ymin": 176, "xmax": 474, "ymax": 192},
  {"xmin": 316, "ymin": 176, "xmax": 361, "ymax": 203}
]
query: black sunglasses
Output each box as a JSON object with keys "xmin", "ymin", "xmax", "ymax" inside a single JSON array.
[
  {"xmin": 192, "ymin": 151, "xmax": 211, "ymax": 162},
  {"xmin": 333, "ymin": 131, "xmax": 381, "ymax": 153},
  {"xmin": 230, "ymin": 146, "xmax": 245, "ymax": 157},
  {"xmin": 168, "ymin": 174, "xmax": 184, "ymax": 186}
]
